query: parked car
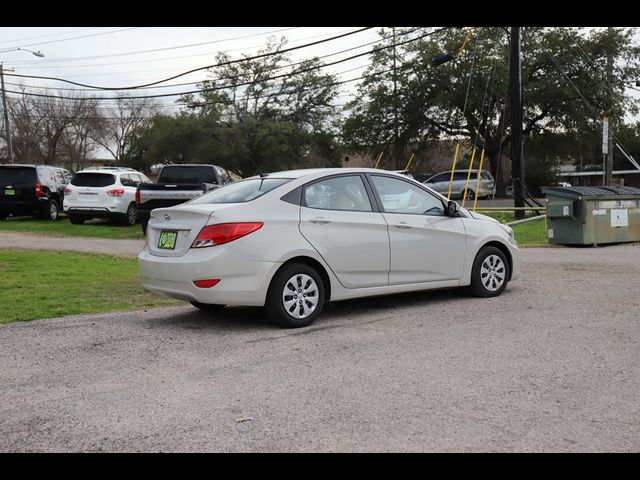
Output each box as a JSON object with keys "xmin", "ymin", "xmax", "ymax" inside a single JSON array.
[
  {"xmin": 0, "ymin": 164, "xmax": 72, "ymax": 221},
  {"xmin": 139, "ymin": 168, "xmax": 520, "ymax": 328},
  {"xmin": 422, "ymin": 169, "xmax": 495, "ymax": 200},
  {"xmin": 136, "ymin": 164, "xmax": 232, "ymax": 235},
  {"xmin": 63, "ymin": 167, "xmax": 152, "ymax": 225}
]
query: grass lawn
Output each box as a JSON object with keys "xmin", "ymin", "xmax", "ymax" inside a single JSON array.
[
  {"xmin": 0, "ymin": 216, "xmax": 144, "ymax": 240},
  {"xmin": 483, "ymin": 211, "xmax": 549, "ymax": 246},
  {"xmin": 0, "ymin": 250, "xmax": 179, "ymax": 324}
]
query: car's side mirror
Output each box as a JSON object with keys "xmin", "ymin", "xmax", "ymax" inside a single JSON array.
[{"xmin": 445, "ymin": 200, "xmax": 459, "ymax": 217}]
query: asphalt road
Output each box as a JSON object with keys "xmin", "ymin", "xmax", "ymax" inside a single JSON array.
[{"xmin": 1, "ymin": 244, "xmax": 639, "ymax": 452}]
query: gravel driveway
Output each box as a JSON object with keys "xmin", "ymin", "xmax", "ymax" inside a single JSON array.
[
  {"xmin": 1, "ymin": 243, "xmax": 639, "ymax": 452},
  {"xmin": 0, "ymin": 231, "xmax": 143, "ymax": 257}
]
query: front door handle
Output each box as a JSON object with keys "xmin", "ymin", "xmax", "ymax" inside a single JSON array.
[
  {"xmin": 394, "ymin": 222, "xmax": 411, "ymax": 230},
  {"xmin": 309, "ymin": 218, "xmax": 331, "ymax": 225}
]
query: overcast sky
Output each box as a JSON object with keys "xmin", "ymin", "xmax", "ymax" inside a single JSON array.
[{"xmin": 0, "ymin": 27, "xmax": 382, "ymax": 115}]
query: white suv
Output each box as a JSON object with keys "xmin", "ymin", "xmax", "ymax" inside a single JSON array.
[{"xmin": 63, "ymin": 167, "xmax": 151, "ymax": 225}]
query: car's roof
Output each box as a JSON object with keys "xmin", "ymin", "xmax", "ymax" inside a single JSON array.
[
  {"xmin": 0, "ymin": 164, "xmax": 65, "ymax": 169},
  {"xmin": 248, "ymin": 167, "xmax": 411, "ymax": 180},
  {"xmin": 76, "ymin": 168, "xmax": 140, "ymax": 174}
]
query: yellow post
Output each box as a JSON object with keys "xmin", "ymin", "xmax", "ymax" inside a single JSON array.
[
  {"xmin": 457, "ymin": 28, "xmax": 475, "ymax": 56},
  {"xmin": 404, "ymin": 152, "xmax": 415, "ymax": 171},
  {"xmin": 461, "ymin": 147, "xmax": 477, "ymax": 208},
  {"xmin": 447, "ymin": 143, "xmax": 460, "ymax": 200},
  {"xmin": 373, "ymin": 151, "xmax": 384, "ymax": 169},
  {"xmin": 472, "ymin": 149, "xmax": 485, "ymax": 211}
]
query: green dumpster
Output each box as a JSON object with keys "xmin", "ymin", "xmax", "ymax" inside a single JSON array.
[{"xmin": 542, "ymin": 186, "xmax": 640, "ymax": 246}]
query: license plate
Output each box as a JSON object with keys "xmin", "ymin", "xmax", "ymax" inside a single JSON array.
[
  {"xmin": 4, "ymin": 189, "xmax": 15, "ymax": 196},
  {"xmin": 158, "ymin": 231, "xmax": 177, "ymax": 250}
]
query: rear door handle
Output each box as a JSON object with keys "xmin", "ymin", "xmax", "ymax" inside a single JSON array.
[
  {"xmin": 309, "ymin": 217, "xmax": 331, "ymax": 225},
  {"xmin": 394, "ymin": 222, "xmax": 411, "ymax": 230}
]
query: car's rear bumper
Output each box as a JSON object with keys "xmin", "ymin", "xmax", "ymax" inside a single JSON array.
[{"xmin": 138, "ymin": 246, "xmax": 281, "ymax": 306}]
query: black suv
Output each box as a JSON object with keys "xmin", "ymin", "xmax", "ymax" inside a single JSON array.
[{"xmin": 0, "ymin": 164, "xmax": 72, "ymax": 221}]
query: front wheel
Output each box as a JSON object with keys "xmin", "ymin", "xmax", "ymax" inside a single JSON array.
[
  {"xmin": 470, "ymin": 246, "xmax": 510, "ymax": 297},
  {"xmin": 266, "ymin": 263, "xmax": 325, "ymax": 328}
]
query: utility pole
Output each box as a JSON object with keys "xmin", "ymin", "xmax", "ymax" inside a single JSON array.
[
  {"xmin": 1, "ymin": 63, "xmax": 15, "ymax": 163},
  {"xmin": 392, "ymin": 27, "xmax": 399, "ymax": 169},
  {"xmin": 510, "ymin": 27, "xmax": 525, "ymax": 220},
  {"xmin": 604, "ymin": 26, "xmax": 614, "ymax": 185}
]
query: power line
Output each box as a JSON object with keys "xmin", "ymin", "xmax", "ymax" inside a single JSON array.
[
  {"xmin": 5, "ymin": 27, "xmax": 375, "ymax": 90},
  {"xmin": 3, "ymin": 28, "xmax": 421, "ymax": 93},
  {"xmin": 6, "ymin": 27, "xmax": 303, "ymax": 66},
  {"xmin": 0, "ymin": 27, "xmax": 105, "ymax": 46},
  {"xmin": 3, "ymin": 28, "xmax": 444, "ymax": 102},
  {"xmin": 0, "ymin": 28, "xmax": 141, "ymax": 50}
]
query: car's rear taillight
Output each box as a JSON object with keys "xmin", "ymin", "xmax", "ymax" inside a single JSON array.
[
  {"xmin": 191, "ymin": 222, "xmax": 263, "ymax": 248},
  {"xmin": 64, "ymin": 187, "xmax": 72, "ymax": 196},
  {"xmin": 135, "ymin": 189, "xmax": 140, "ymax": 205},
  {"xmin": 193, "ymin": 279, "xmax": 220, "ymax": 288},
  {"xmin": 34, "ymin": 182, "xmax": 42, "ymax": 198},
  {"xmin": 106, "ymin": 188, "xmax": 125, "ymax": 197}
]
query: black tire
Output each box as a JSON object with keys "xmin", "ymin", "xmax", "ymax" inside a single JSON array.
[
  {"xmin": 68, "ymin": 215, "xmax": 85, "ymax": 225},
  {"xmin": 118, "ymin": 203, "xmax": 137, "ymax": 226},
  {"xmin": 465, "ymin": 189, "xmax": 475, "ymax": 200},
  {"xmin": 470, "ymin": 246, "xmax": 510, "ymax": 298},
  {"xmin": 40, "ymin": 199, "xmax": 59, "ymax": 221},
  {"xmin": 0, "ymin": 213, "xmax": 7, "ymax": 220},
  {"xmin": 190, "ymin": 301, "xmax": 226, "ymax": 311},
  {"xmin": 266, "ymin": 262, "xmax": 325, "ymax": 328},
  {"xmin": 141, "ymin": 219, "xmax": 149, "ymax": 236}
]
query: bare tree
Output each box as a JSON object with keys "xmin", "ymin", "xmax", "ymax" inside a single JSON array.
[
  {"xmin": 7, "ymin": 88, "xmax": 106, "ymax": 169},
  {"xmin": 90, "ymin": 94, "xmax": 159, "ymax": 165}
]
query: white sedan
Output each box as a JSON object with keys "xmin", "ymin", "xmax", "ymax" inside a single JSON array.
[{"xmin": 138, "ymin": 168, "xmax": 520, "ymax": 328}]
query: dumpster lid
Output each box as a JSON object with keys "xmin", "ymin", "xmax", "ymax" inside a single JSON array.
[{"xmin": 542, "ymin": 185, "xmax": 640, "ymax": 197}]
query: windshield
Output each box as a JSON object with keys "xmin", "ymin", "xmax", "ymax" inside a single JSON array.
[
  {"xmin": 0, "ymin": 166, "xmax": 37, "ymax": 184},
  {"xmin": 158, "ymin": 166, "xmax": 216, "ymax": 184},
  {"xmin": 71, "ymin": 173, "xmax": 115, "ymax": 187},
  {"xmin": 188, "ymin": 178, "xmax": 291, "ymax": 204}
]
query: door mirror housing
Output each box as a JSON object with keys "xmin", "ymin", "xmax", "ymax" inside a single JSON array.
[{"xmin": 445, "ymin": 200, "xmax": 459, "ymax": 217}]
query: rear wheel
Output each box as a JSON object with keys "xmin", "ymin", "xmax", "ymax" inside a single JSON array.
[
  {"xmin": 68, "ymin": 215, "xmax": 85, "ymax": 225},
  {"xmin": 465, "ymin": 189, "xmax": 475, "ymax": 200},
  {"xmin": 266, "ymin": 263, "xmax": 325, "ymax": 328},
  {"xmin": 118, "ymin": 203, "xmax": 136, "ymax": 226},
  {"xmin": 470, "ymin": 246, "xmax": 510, "ymax": 297},
  {"xmin": 190, "ymin": 301, "xmax": 226, "ymax": 311},
  {"xmin": 40, "ymin": 200, "xmax": 59, "ymax": 221}
]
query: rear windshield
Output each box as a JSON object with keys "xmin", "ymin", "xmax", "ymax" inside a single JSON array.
[
  {"xmin": 0, "ymin": 166, "xmax": 37, "ymax": 184},
  {"xmin": 70, "ymin": 172, "xmax": 115, "ymax": 187},
  {"xmin": 188, "ymin": 178, "xmax": 291, "ymax": 205},
  {"xmin": 158, "ymin": 166, "xmax": 217, "ymax": 184}
]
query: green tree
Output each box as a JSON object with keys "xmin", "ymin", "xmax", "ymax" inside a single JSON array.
[
  {"xmin": 342, "ymin": 27, "xmax": 640, "ymax": 194},
  {"xmin": 178, "ymin": 37, "xmax": 341, "ymax": 177}
]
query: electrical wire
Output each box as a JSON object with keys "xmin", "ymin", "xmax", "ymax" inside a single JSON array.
[
  {"xmin": 4, "ymin": 28, "xmax": 423, "ymax": 93},
  {"xmin": 3, "ymin": 28, "xmax": 445, "ymax": 102},
  {"xmin": 0, "ymin": 28, "xmax": 141, "ymax": 50},
  {"xmin": 7, "ymin": 27, "xmax": 303, "ymax": 67},
  {"xmin": 4, "ymin": 27, "xmax": 375, "ymax": 90}
]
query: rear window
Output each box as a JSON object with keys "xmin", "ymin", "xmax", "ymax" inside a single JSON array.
[
  {"xmin": 188, "ymin": 178, "xmax": 291, "ymax": 204},
  {"xmin": 158, "ymin": 166, "xmax": 216, "ymax": 184},
  {"xmin": 70, "ymin": 172, "xmax": 115, "ymax": 187},
  {"xmin": 0, "ymin": 166, "xmax": 37, "ymax": 184}
]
